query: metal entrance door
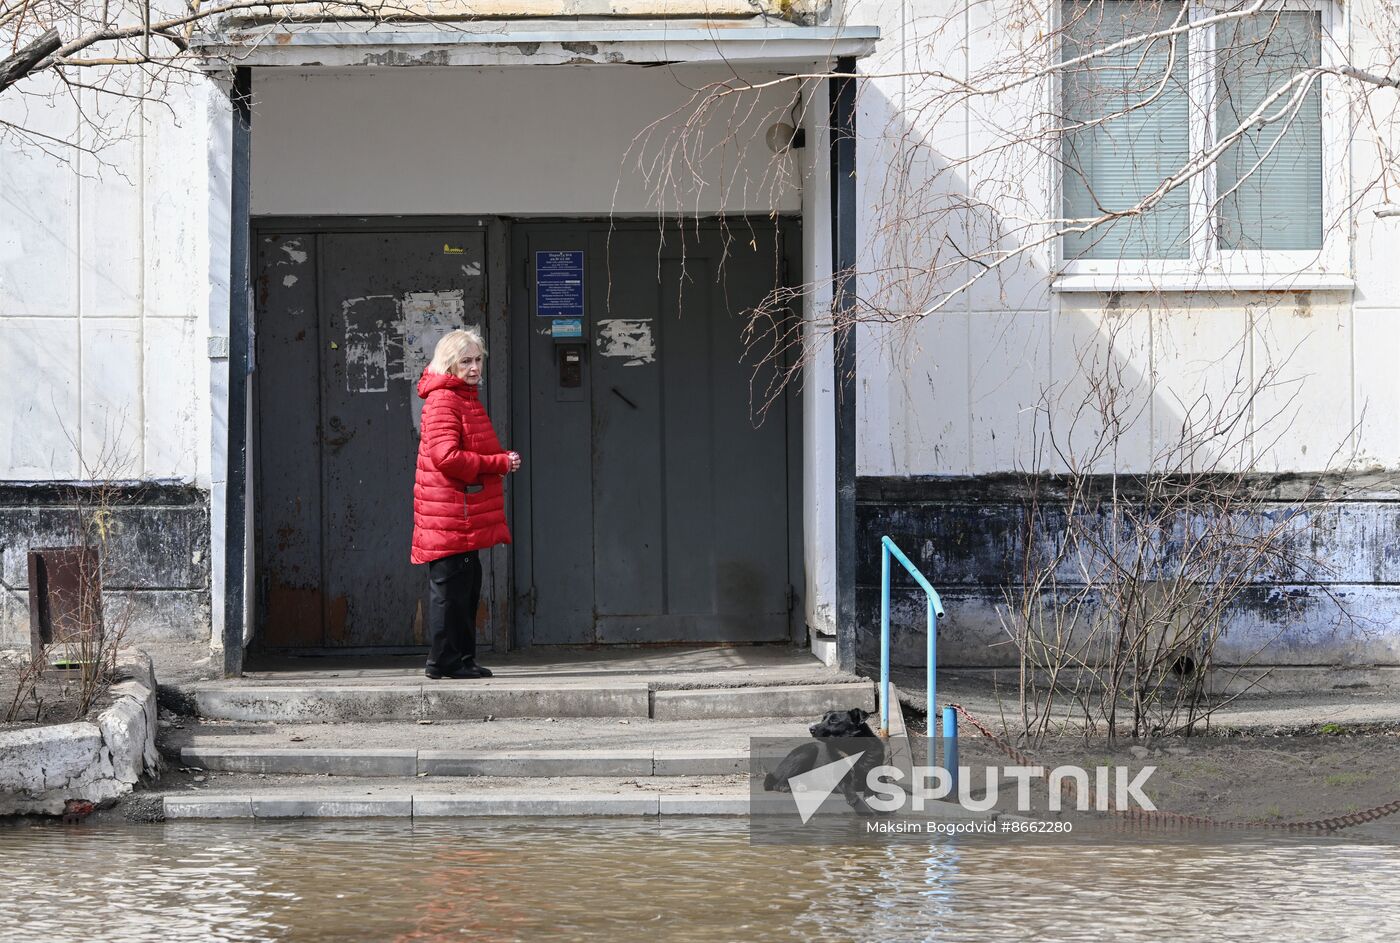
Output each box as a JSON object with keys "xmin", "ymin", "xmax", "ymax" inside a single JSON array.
[
  {"xmin": 514, "ymin": 222, "xmax": 798, "ymax": 645},
  {"xmin": 254, "ymin": 225, "xmax": 494, "ymax": 649}
]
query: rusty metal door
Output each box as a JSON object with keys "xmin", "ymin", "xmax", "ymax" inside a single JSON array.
[
  {"xmin": 254, "ymin": 226, "xmax": 491, "ymax": 649},
  {"xmin": 515, "ymin": 222, "xmax": 794, "ymax": 644}
]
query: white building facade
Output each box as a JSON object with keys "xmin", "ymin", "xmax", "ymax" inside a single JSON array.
[{"xmin": 2, "ymin": 0, "xmax": 1397, "ymax": 680}]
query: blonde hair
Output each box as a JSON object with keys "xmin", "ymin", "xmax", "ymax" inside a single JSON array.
[{"xmin": 427, "ymin": 328, "xmax": 488, "ymax": 375}]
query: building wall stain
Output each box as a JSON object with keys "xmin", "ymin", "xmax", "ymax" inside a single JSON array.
[
  {"xmin": 0, "ymin": 483, "xmax": 211, "ymax": 649},
  {"xmin": 857, "ymin": 475, "xmax": 1400, "ymax": 669}
]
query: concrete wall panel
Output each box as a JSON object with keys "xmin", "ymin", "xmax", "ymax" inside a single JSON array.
[
  {"xmin": 1353, "ymin": 307, "xmax": 1400, "ymax": 467},
  {"xmin": 146, "ymin": 80, "xmax": 207, "ymax": 321},
  {"xmin": 0, "ymin": 77, "xmax": 79, "ymax": 318},
  {"xmin": 1047, "ymin": 300, "xmax": 1154, "ymax": 473},
  {"xmin": 144, "ymin": 317, "xmax": 203, "ymax": 478},
  {"xmin": 1149, "ymin": 305, "xmax": 1253, "ymax": 472},
  {"xmin": 895, "ymin": 312, "xmax": 972, "ymax": 475},
  {"xmin": 80, "ymin": 319, "xmax": 143, "ymax": 479},
  {"xmin": 76, "ymin": 84, "xmax": 143, "ymax": 321},
  {"xmin": 0, "ymin": 318, "xmax": 82, "ymax": 479},
  {"xmin": 1, "ymin": 72, "xmax": 207, "ymax": 485},
  {"xmin": 969, "ymin": 310, "xmax": 1051, "ymax": 474},
  {"xmin": 1250, "ymin": 294, "xmax": 1354, "ymax": 472},
  {"xmin": 251, "ymin": 67, "xmax": 801, "ymax": 216}
]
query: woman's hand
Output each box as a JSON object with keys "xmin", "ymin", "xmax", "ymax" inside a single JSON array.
[{"xmin": 506, "ymin": 451, "xmax": 522, "ymax": 473}]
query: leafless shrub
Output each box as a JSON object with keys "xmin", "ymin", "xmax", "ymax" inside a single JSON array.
[
  {"xmin": 999, "ymin": 308, "xmax": 1359, "ymax": 746},
  {"xmin": 2, "ymin": 419, "xmax": 139, "ymax": 724}
]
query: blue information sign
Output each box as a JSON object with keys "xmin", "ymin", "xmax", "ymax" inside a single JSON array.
[
  {"xmin": 551, "ymin": 317, "xmax": 584, "ymax": 340},
  {"xmin": 536, "ymin": 250, "xmax": 585, "ymax": 317}
]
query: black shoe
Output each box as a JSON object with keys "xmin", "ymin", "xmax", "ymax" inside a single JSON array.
[{"xmin": 425, "ymin": 662, "xmax": 492, "ymax": 680}]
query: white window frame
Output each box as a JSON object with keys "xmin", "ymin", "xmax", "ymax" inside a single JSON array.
[{"xmin": 1052, "ymin": 0, "xmax": 1351, "ymax": 292}]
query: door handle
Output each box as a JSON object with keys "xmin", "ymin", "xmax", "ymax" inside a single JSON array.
[{"xmin": 610, "ymin": 387, "xmax": 638, "ymax": 410}]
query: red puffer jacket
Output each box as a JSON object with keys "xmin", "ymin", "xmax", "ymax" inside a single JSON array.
[{"xmin": 410, "ymin": 369, "xmax": 512, "ymax": 564}]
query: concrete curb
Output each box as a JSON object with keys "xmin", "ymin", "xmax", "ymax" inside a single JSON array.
[
  {"xmin": 413, "ymin": 794, "xmax": 661, "ymax": 816},
  {"xmin": 164, "ymin": 791, "xmax": 752, "ymax": 818},
  {"xmin": 252, "ymin": 795, "xmax": 414, "ymax": 818},
  {"xmin": 1, "ymin": 650, "xmax": 160, "ymax": 816},
  {"xmin": 658, "ymin": 794, "xmax": 750, "ymax": 815},
  {"xmin": 190, "ymin": 682, "xmax": 651, "ymax": 722},
  {"xmin": 165, "ymin": 796, "xmax": 255, "ymax": 818},
  {"xmin": 191, "ymin": 686, "xmax": 419, "ymax": 723},
  {"xmin": 418, "ymin": 749, "xmax": 653, "ymax": 777},
  {"xmin": 422, "ymin": 685, "xmax": 650, "ymax": 720},
  {"xmin": 653, "ymin": 749, "xmax": 747, "ymax": 776},
  {"xmin": 181, "ymin": 747, "xmax": 418, "ymax": 777}
]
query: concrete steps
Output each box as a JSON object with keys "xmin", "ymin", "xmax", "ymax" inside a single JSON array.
[
  {"xmin": 169, "ymin": 715, "xmax": 813, "ymax": 777},
  {"xmin": 154, "ymin": 648, "xmax": 885, "ymax": 819},
  {"xmin": 181, "ymin": 745, "xmax": 748, "ymax": 778},
  {"xmin": 167, "ymin": 791, "xmax": 753, "ymax": 819},
  {"xmin": 160, "ymin": 775, "xmax": 754, "ymax": 818},
  {"xmin": 179, "ymin": 680, "xmax": 875, "ymax": 723},
  {"xmin": 157, "ymin": 772, "xmax": 999, "ymax": 821}
]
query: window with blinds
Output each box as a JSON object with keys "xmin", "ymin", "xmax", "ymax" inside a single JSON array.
[
  {"xmin": 1060, "ymin": 2, "xmax": 1325, "ymax": 263},
  {"xmin": 1061, "ymin": 0, "xmax": 1191, "ymax": 261},
  {"xmin": 1215, "ymin": 11, "xmax": 1324, "ymax": 251}
]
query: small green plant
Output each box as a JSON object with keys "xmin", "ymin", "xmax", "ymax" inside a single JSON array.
[
  {"xmin": 1318, "ymin": 723, "xmax": 1347, "ymax": 736},
  {"xmin": 1324, "ymin": 772, "xmax": 1367, "ymax": 788}
]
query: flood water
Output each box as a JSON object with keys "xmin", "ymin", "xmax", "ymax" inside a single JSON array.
[{"xmin": 2, "ymin": 818, "xmax": 1399, "ymax": 942}]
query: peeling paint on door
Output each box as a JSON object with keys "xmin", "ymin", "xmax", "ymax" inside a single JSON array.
[
  {"xmin": 597, "ymin": 318, "xmax": 656, "ymax": 366},
  {"xmin": 401, "ymin": 289, "xmax": 467, "ymax": 432},
  {"xmin": 342, "ymin": 294, "xmax": 397, "ymax": 393},
  {"xmin": 280, "ymin": 240, "xmax": 308, "ymax": 264}
]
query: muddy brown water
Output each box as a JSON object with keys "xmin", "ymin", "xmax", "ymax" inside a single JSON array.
[{"xmin": 1, "ymin": 819, "xmax": 1398, "ymax": 942}]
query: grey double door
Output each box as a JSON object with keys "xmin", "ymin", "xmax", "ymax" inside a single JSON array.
[
  {"xmin": 254, "ymin": 218, "xmax": 796, "ymax": 651},
  {"xmin": 514, "ymin": 223, "xmax": 798, "ymax": 645}
]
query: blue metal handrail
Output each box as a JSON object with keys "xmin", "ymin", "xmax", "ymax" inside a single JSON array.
[{"xmin": 879, "ymin": 536, "xmax": 946, "ymax": 754}]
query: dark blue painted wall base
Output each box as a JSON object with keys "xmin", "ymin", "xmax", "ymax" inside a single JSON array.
[
  {"xmin": 857, "ymin": 475, "xmax": 1400, "ymax": 669},
  {"xmin": 0, "ymin": 482, "xmax": 211, "ymax": 649}
]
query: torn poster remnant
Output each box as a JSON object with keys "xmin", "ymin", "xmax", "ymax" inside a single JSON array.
[
  {"xmin": 597, "ymin": 319, "xmax": 655, "ymax": 366},
  {"xmin": 402, "ymin": 289, "xmax": 467, "ymax": 432}
]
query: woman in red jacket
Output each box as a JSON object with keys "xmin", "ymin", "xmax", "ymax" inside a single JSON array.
[{"xmin": 411, "ymin": 328, "xmax": 521, "ymax": 679}]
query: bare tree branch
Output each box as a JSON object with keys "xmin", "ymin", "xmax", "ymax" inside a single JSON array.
[{"xmin": 0, "ymin": 25, "xmax": 58, "ymax": 92}]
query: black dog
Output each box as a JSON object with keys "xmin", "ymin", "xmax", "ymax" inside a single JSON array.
[{"xmin": 763, "ymin": 708, "xmax": 887, "ymax": 814}]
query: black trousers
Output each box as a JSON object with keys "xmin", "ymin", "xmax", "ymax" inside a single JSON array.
[{"xmin": 427, "ymin": 550, "xmax": 481, "ymax": 671}]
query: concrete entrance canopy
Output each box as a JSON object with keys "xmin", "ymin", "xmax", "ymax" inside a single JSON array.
[
  {"xmin": 195, "ymin": 16, "xmax": 876, "ymax": 676},
  {"xmin": 191, "ymin": 18, "xmax": 879, "ymax": 69}
]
